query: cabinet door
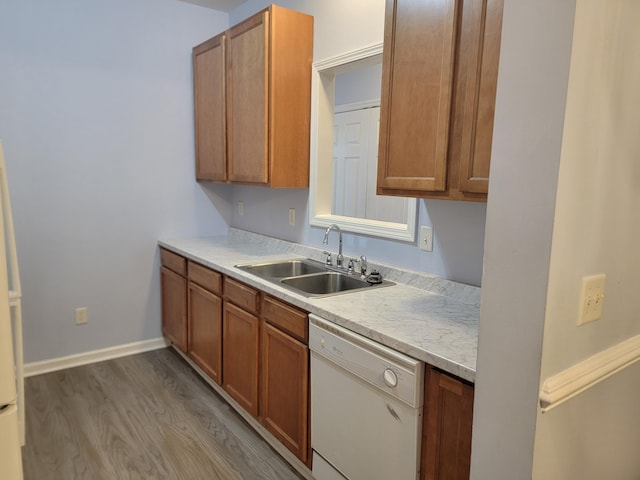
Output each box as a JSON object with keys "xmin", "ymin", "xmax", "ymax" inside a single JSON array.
[
  {"xmin": 422, "ymin": 366, "xmax": 474, "ymax": 480},
  {"xmin": 260, "ymin": 323, "xmax": 309, "ymax": 462},
  {"xmin": 377, "ymin": 0, "xmax": 459, "ymax": 193},
  {"xmin": 188, "ymin": 282, "xmax": 223, "ymax": 384},
  {"xmin": 223, "ymin": 302, "xmax": 260, "ymax": 417},
  {"xmin": 267, "ymin": 5, "xmax": 313, "ymax": 188},
  {"xmin": 226, "ymin": 11, "xmax": 269, "ymax": 184},
  {"xmin": 261, "ymin": 321, "xmax": 309, "ymax": 464},
  {"xmin": 456, "ymin": 0, "xmax": 503, "ymax": 194},
  {"xmin": 193, "ymin": 33, "xmax": 227, "ymax": 181},
  {"xmin": 161, "ymin": 266, "xmax": 187, "ymax": 352}
]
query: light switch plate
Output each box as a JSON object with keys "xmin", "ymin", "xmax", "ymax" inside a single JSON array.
[
  {"xmin": 288, "ymin": 208, "xmax": 295, "ymax": 226},
  {"xmin": 577, "ymin": 274, "xmax": 606, "ymax": 326},
  {"xmin": 75, "ymin": 307, "xmax": 88, "ymax": 325},
  {"xmin": 419, "ymin": 226, "xmax": 433, "ymax": 252}
]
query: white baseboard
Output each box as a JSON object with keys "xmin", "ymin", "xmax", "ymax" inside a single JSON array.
[{"xmin": 24, "ymin": 337, "xmax": 170, "ymax": 377}]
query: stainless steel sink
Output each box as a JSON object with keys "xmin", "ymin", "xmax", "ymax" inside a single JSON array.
[
  {"xmin": 281, "ymin": 271, "xmax": 375, "ymax": 296},
  {"xmin": 235, "ymin": 258, "xmax": 394, "ymax": 297},
  {"xmin": 236, "ymin": 259, "xmax": 326, "ymax": 278}
]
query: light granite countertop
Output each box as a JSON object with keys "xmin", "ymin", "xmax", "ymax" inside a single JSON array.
[{"xmin": 159, "ymin": 229, "xmax": 480, "ymax": 382}]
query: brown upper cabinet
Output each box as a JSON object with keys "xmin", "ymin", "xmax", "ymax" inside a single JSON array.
[
  {"xmin": 193, "ymin": 5, "xmax": 314, "ymax": 187},
  {"xmin": 377, "ymin": 0, "xmax": 503, "ymax": 201},
  {"xmin": 193, "ymin": 33, "xmax": 226, "ymax": 182}
]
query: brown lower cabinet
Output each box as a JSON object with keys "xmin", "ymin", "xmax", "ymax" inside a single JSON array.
[
  {"xmin": 160, "ymin": 249, "xmax": 188, "ymax": 352},
  {"xmin": 189, "ymin": 283, "xmax": 223, "ymax": 382},
  {"xmin": 422, "ymin": 365, "xmax": 474, "ymax": 480},
  {"xmin": 223, "ymin": 300, "xmax": 260, "ymax": 417},
  {"xmin": 160, "ymin": 250, "xmax": 311, "ymax": 464},
  {"xmin": 260, "ymin": 295, "xmax": 310, "ymax": 466},
  {"xmin": 161, "ymin": 249, "xmax": 473, "ymax": 474},
  {"xmin": 187, "ymin": 260, "xmax": 223, "ymax": 384},
  {"xmin": 223, "ymin": 278, "xmax": 261, "ymax": 418}
]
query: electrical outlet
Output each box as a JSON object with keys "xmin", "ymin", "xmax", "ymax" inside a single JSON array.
[
  {"xmin": 288, "ymin": 208, "xmax": 295, "ymax": 226},
  {"xmin": 75, "ymin": 307, "xmax": 88, "ymax": 325},
  {"xmin": 419, "ymin": 226, "xmax": 433, "ymax": 252},
  {"xmin": 238, "ymin": 201, "xmax": 244, "ymax": 216},
  {"xmin": 577, "ymin": 274, "xmax": 606, "ymax": 326}
]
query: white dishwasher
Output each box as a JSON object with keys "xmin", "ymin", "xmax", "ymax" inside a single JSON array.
[{"xmin": 309, "ymin": 314, "xmax": 424, "ymax": 480}]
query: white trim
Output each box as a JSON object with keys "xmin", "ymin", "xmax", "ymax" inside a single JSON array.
[
  {"xmin": 309, "ymin": 43, "xmax": 417, "ymax": 243},
  {"xmin": 24, "ymin": 337, "xmax": 170, "ymax": 377},
  {"xmin": 314, "ymin": 43, "xmax": 384, "ymax": 71},
  {"xmin": 539, "ymin": 334, "xmax": 640, "ymax": 413},
  {"xmin": 334, "ymin": 98, "xmax": 380, "ymax": 114},
  {"xmin": 311, "ymin": 209, "xmax": 417, "ymax": 243}
]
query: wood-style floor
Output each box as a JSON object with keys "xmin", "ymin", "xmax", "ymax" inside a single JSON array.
[{"xmin": 22, "ymin": 348, "xmax": 303, "ymax": 480}]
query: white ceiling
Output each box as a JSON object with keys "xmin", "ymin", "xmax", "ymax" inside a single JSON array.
[{"xmin": 177, "ymin": 0, "xmax": 247, "ymax": 13}]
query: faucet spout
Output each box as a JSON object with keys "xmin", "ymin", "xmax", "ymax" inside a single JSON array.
[{"xmin": 323, "ymin": 224, "xmax": 343, "ymax": 268}]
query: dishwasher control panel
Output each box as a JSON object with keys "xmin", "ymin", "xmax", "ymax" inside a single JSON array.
[{"xmin": 309, "ymin": 314, "xmax": 424, "ymax": 408}]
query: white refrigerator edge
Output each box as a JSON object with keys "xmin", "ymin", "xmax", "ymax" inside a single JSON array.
[{"xmin": 0, "ymin": 141, "xmax": 24, "ymax": 480}]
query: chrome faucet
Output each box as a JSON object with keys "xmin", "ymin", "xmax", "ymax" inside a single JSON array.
[
  {"xmin": 359, "ymin": 255, "xmax": 367, "ymax": 276},
  {"xmin": 322, "ymin": 224, "xmax": 343, "ymax": 268}
]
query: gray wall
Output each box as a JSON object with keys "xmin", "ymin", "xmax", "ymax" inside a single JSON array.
[
  {"xmin": 471, "ymin": 0, "xmax": 577, "ymax": 478},
  {"xmin": 335, "ymin": 63, "xmax": 382, "ymax": 106},
  {"xmin": 0, "ymin": 0, "xmax": 229, "ymax": 363},
  {"xmin": 532, "ymin": 1, "xmax": 640, "ymax": 477}
]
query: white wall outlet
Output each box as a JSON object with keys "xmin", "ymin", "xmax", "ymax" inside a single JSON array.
[
  {"xmin": 577, "ymin": 274, "xmax": 606, "ymax": 326},
  {"xmin": 419, "ymin": 226, "xmax": 433, "ymax": 252},
  {"xmin": 238, "ymin": 201, "xmax": 244, "ymax": 216},
  {"xmin": 75, "ymin": 307, "xmax": 88, "ymax": 325},
  {"xmin": 288, "ymin": 208, "xmax": 295, "ymax": 226}
]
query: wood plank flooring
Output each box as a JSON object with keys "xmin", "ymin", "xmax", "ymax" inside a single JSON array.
[{"xmin": 22, "ymin": 348, "xmax": 304, "ymax": 480}]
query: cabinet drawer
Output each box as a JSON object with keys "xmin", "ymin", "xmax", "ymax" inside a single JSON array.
[
  {"xmin": 262, "ymin": 295, "xmax": 308, "ymax": 343},
  {"xmin": 188, "ymin": 261, "xmax": 222, "ymax": 295},
  {"xmin": 225, "ymin": 277, "xmax": 259, "ymax": 315},
  {"xmin": 160, "ymin": 248, "xmax": 186, "ymax": 276}
]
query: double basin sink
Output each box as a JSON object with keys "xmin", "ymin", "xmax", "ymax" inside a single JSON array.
[{"xmin": 235, "ymin": 258, "xmax": 393, "ymax": 297}]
